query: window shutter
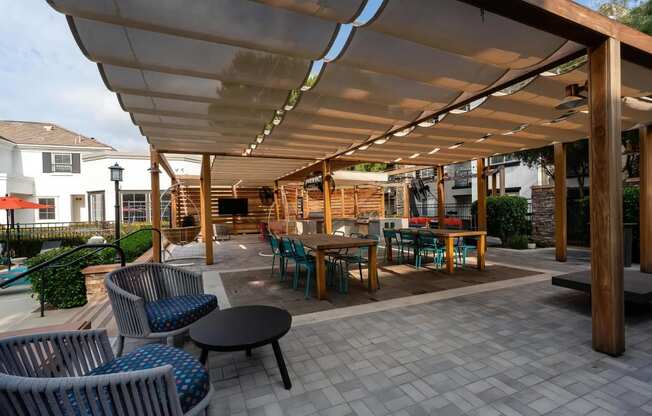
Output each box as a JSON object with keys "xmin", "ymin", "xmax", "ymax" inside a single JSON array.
[
  {"xmin": 42, "ymin": 152, "xmax": 52, "ymax": 173},
  {"xmin": 72, "ymin": 153, "xmax": 81, "ymax": 173}
]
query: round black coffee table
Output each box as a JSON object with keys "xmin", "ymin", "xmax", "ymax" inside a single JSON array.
[{"xmin": 190, "ymin": 305, "xmax": 293, "ymax": 389}]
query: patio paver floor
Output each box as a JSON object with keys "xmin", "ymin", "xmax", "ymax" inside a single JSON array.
[
  {"xmin": 163, "ymin": 237, "xmax": 652, "ymax": 416},
  {"xmin": 197, "ymin": 280, "xmax": 652, "ymax": 416}
]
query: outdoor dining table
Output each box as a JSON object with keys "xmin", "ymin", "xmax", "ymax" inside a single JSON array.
[
  {"xmin": 291, "ymin": 234, "xmax": 378, "ymax": 300},
  {"xmin": 386, "ymin": 228, "xmax": 487, "ymax": 274}
]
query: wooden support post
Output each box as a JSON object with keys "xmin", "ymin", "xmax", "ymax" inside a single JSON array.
[
  {"xmin": 231, "ymin": 184, "xmax": 238, "ymax": 235},
  {"xmin": 170, "ymin": 189, "xmax": 178, "ymax": 228},
  {"xmin": 437, "ymin": 166, "xmax": 445, "ymax": 227},
  {"xmin": 477, "ymin": 158, "xmax": 487, "ymax": 231},
  {"xmin": 491, "ymin": 173, "xmax": 497, "ymax": 196},
  {"xmin": 499, "ymin": 165, "xmax": 506, "ymax": 196},
  {"xmin": 379, "ymin": 187, "xmax": 385, "ymax": 218},
  {"xmin": 200, "ymin": 154, "xmax": 214, "ymax": 265},
  {"xmin": 402, "ymin": 180, "xmax": 410, "ymax": 219},
  {"xmin": 305, "ymin": 190, "xmax": 310, "ymax": 217},
  {"xmin": 641, "ymin": 125, "xmax": 652, "ymax": 273},
  {"xmin": 322, "ymin": 160, "xmax": 333, "ymax": 234},
  {"xmin": 282, "ymin": 186, "xmax": 289, "ymax": 220},
  {"xmin": 149, "ymin": 148, "xmax": 161, "ymax": 263},
  {"xmin": 589, "ymin": 37, "xmax": 624, "ymax": 356},
  {"xmin": 353, "ymin": 186, "xmax": 359, "ymax": 218},
  {"xmin": 340, "ymin": 188, "xmax": 345, "ymax": 217},
  {"xmin": 554, "ymin": 143, "xmax": 567, "ymax": 262},
  {"xmin": 273, "ymin": 180, "xmax": 280, "ymax": 221},
  {"xmin": 294, "ymin": 187, "xmax": 298, "ymax": 219}
]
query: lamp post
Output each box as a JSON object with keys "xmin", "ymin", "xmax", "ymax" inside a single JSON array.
[{"xmin": 109, "ymin": 163, "xmax": 124, "ymax": 245}]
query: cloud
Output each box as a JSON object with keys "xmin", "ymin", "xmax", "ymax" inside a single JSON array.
[{"xmin": 0, "ymin": 1, "xmax": 147, "ymax": 153}]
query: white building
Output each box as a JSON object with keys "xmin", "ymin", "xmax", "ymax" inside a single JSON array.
[
  {"xmin": 387, "ymin": 156, "xmax": 548, "ymax": 218},
  {"xmin": 0, "ymin": 120, "xmax": 200, "ymax": 225}
]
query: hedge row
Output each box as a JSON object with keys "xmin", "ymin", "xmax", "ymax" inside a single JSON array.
[
  {"xmin": 25, "ymin": 230, "xmax": 153, "ymax": 309},
  {"xmin": 473, "ymin": 195, "xmax": 531, "ymax": 248}
]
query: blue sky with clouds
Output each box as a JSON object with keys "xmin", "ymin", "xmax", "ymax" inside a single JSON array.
[
  {"xmin": 0, "ymin": 1, "xmax": 143, "ymax": 152},
  {"xmin": 0, "ymin": 1, "xmax": 634, "ymax": 153}
]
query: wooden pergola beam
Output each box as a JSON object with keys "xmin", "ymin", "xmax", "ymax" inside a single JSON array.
[
  {"xmin": 554, "ymin": 143, "xmax": 567, "ymax": 262},
  {"xmin": 200, "ymin": 154, "xmax": 214, "ymax": 265},
  {"xmin": 640, "ymin": 125, "xmax": 652, "ymax": 273},
  {"xmin": 437, "ymin": 166, "xmax": 445, "ymax": 225},
  {"xmin": 150, "ymin": 147, "xmax": 161, "ymax": 262},
  {"xmin": 589, "ymin": 37, "xmax": 624, "ymax": 356},
  {"xmin": 459, "ymin": 0, "xmax": 652, "ymax": 68},
  {"xmin": 157, "ymin": 153, "xmax": 178, "ymax": 185},
  {"xmin": 274, "ymin": 180, "xmax": 281, "ymax": 221},
  {"xmin": 477, "ymin": 158, "xmax": 487, "ymax": 231},
  {"xmin": 322, "ymin": 160, "xmax": 333, "ymax": 234},
  {"xmin": 402, "ymin": 180, "xmax": 410, "ymax": 219}
]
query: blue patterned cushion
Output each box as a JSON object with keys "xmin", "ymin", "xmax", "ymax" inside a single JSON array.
[
  {"xmin": 89, "ymin": 343, "xmax": 209, "ymax": 413},
  {"xmin": 145, "ymin": 294, "xmax": 217, "ymax": 333}
]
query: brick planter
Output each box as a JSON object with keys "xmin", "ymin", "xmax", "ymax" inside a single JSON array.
[
  {"xmin": 81, "ymin": 246, "xmax": 156, "ymax": 298},
  {"xmin": 82, "ymin": 264, "xmax": 120, "ymax": 297}
]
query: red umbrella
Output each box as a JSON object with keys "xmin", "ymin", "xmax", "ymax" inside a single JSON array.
[
  {"xmin": 0, "ymin": 196, "xmax": 50, "ymax": 210},
  {"xmin": 1, "ymin": 196, "xmax": 52, "ymax": 270}
]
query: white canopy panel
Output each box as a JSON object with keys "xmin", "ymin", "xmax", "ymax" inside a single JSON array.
[{"xmin": 48, "ymin": 0, "xmax": 652, "ymax": 182}]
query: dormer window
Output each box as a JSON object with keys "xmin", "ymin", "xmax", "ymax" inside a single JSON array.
[
  {"xmin": 42, "ymin": 152, "xmax": 80, "ymax": 173},
  {"xmin": 53, "ymin": 153, "xmax": 73, "ymax": 172}
]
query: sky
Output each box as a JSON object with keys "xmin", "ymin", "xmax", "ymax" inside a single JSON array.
[
  {"xmin": 0, "ymin": 1, "xmax": 145, "ymax": 152},
  {"xmin": 0, "ymin": 1, "xmax": 638, "ymax": 153}
]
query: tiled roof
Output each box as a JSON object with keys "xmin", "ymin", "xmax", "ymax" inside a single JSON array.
[{"xmin": 0, "ymin": 121, "xmax": 114, "ymax": 149}]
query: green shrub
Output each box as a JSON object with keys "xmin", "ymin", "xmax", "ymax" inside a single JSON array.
[
  {"xmin": 0, "ymin": 236, "xmax": 87, "ymax": 258},
  {"xmin": 102, "ymin": 230, "xmax": 153, "ymax": 263},
  {"xmin": 473, "ymin": 196, "xmax": 530, "ymax": 246},
  {"xmin": 23, "ymin": 228, "xmax": 153, "ymax": 309},
  {"xmin": 507, "ymin": 234, "xmax": 529, "ymax": 250},
  {"xmin": 25, "ymin": 247, "xmax": 89, "ymax": 309}
]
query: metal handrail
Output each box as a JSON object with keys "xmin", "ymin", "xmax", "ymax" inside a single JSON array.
[
  {"xmin": 0, "ymin": 244, "xmax": 125, "ymax": 317},
  {"xmin": 48, "ymin": 227, "xmax": 162, "ymax": 269}
]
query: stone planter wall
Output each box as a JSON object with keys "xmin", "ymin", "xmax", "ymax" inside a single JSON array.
[
  {"xmin": 81, "ymin": 246, "xmax": 156, "ymax": 298},
  {"xmin": 531, "ymin": 185, "xmax": 555, "ymax": 246}
]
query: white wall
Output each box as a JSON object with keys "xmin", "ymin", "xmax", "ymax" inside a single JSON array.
[
  {"xmin": 0, "ymin": 145, "xmax": 200, "ymax": 225},
  {"xmin": 81, "ymin": 155, "xmax": 200, "ymax": 222}
]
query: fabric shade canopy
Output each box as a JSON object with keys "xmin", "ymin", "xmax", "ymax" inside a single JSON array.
[{"xmin": 47, "ymin": 0, "xmax": 652, "ymax": 186}]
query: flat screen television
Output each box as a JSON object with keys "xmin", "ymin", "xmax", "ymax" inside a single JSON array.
[{"xmin": 218, "ymin": 198, "xmax": 248, "ymax": 216}]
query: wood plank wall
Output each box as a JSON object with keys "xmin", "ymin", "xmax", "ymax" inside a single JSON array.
[
  {"xmin": 176, "ymin": 181, "xmax": 275, "ymax": 234},
  {"xmin": 282, "ymin": 185, "xmax": 383, "ymax": 218},
  {"xmin": 175, "ymin": 180, "xmax": 384, "ymax": 233}
]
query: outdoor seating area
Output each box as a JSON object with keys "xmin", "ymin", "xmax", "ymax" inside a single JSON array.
[{"xmin": 3, "ymin": 0, "xmax": 652, "ymax": 415}]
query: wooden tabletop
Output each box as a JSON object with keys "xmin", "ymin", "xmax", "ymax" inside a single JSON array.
[
  {"xmin": 399, "ymin": 228, "xmax": 487, "ymax": 237},
  {"xmin": 291, "ymin": 234, "xmax": 377, "ymax": 250}
]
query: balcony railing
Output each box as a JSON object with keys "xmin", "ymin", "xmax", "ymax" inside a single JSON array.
[{"xmin": 1, "ymin": 221, "xmax": 115, "ymax": 240}]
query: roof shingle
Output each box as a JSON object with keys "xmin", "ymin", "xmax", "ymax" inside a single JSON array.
[{"xmin": 0, "ymin": 121, "xmax": 113, "ymax": 149}]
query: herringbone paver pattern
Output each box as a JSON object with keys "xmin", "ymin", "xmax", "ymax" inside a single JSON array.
[{"xmin": 192, "ymin": 282, "xmax": 652, "ymax": 416}]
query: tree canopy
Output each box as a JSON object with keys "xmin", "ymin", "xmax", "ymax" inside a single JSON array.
[{"xmin": 594, "ymin": 0, "xmax": 652, "ymax": 34}]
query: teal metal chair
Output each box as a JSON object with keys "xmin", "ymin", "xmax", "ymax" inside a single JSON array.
[
  {"xmin": 269, "ymin": 234, "xmax": 283, "ymax": 278},
  {"xmin": 382, "ymin": 229, "xmax": 397, "ymax": 262},
  {"xmin": 333, "ymin": 234, "xmax": 380, "ymax": 291},
  {"xmin": 364, "ymin": 234, "xmax": 381, "ymax": 289},
  {"xmin": 291, "ymin": 239, "xmax": 317, "ymax": 298},
  {"xmin": 454, "ymin": 237, "xmax": 474, "ymax": 267},
  {"xmin": 279, "ymin": 237, "xmax": 298, "ymax": 281},
  {"xmin": 416, "ymin": 230, "xmax": 445, "ymax": 269},
  {"xmin": 398, "ymin": 229, "xmax": 417, "ymax": 264}
]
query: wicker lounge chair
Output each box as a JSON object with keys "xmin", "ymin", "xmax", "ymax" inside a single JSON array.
[
  {"xmin": 106, "ymin": 263, "xmax": 218, "ymax": 356},
  {"xmin": 0, "ymin": 329, "xmax": 213, "ymax": 415}
]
